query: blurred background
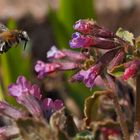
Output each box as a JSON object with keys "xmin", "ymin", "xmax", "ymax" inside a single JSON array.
[{"xmin": 0, "ymin": 0, "xmax": 140, "ymax": 117}]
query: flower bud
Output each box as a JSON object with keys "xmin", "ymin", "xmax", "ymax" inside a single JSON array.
[
  {"xmin": 74, "ymin": 19, "xmax": 115, "ymax": 38},
  {"xmin": 123, "ymin": 60, "xmax": 140, "ymax": 80}
]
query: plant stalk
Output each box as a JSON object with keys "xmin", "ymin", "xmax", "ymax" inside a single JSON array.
[
  {"xmin": 134, "ymin": 73, "xmax": 140, "ymax": 140},
  {"xmin": 111, "ymin": 92, "xmax": 130, "ymax": 140}
]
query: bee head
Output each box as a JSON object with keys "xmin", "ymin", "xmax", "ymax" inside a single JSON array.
[
  {"xmin": 20, "ymin": 31, "xmax": 29, "ymax": 41},
  {"xmin": 19, "ymin": 31, "xmax": 30, "ymax": 50}
]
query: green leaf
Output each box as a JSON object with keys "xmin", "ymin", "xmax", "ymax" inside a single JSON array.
[
  {"xmin": 74, "ymin": 130, "xmax": 94, "ymax": 140},
  {"xmin": 108, "ymin": 64, "xmax": 125, "ymax": 77},
  {"xmin": 84, "ymin": 90, "xmax": 112, "ymax": 126},
  {"xmin": 116, "ymin": 27, "xmax": 134, "ymax": 46}
]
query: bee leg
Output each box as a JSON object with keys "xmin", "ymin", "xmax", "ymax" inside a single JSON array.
[
  {"xmin": 23, "ymin": 41, "xmax": 27, "ymax": 50},
  {"xmin": 7, "ymin": 41, "xmax": 12, "ymax": 48},
  {"xmin": 15, "ymin": 38, "xmax": 20, "ymax": 47}
]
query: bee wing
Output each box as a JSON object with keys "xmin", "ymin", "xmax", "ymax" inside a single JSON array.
[{"xmin": 0, "ymin": 23, "xmax": 8, "ymax": 33}]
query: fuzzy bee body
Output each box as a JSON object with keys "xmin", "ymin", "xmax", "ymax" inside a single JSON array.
[{"xmin": 0, "ymin": 23, "xmax": 29, "ymax": 54}]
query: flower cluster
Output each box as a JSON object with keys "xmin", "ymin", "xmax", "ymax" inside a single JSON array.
[
  {"xmin": 0, "ymin": 76, "xmax": 64, "ymax": 121},
  {"xmin": 34, "ymin": 19, "xmax": 140, "ymax": 89},
  {"xmin": 35, "ymin": 46, "xmax": 87, "ymax": 79}
]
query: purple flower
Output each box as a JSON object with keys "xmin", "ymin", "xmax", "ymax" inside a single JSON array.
[
  {"xmin": 74, "ymin": 19, "xmax": 115, "ymax": 38},
  {"xmin": 69, "ymin": 32, "xmax": 120, "ymax": 49},
  {"xmin": 69, "ymin": 32, "xmax": 93, "ymax": 48},
  {"xmin": 71, "ymin": 62, "xmax": 102, "ymax": 89},
  {"xmin": 47, "ymin": 46, "xmax": 86, "ymax": 62},
  {"xmin": 47, "ymin": 46, "xmax": 66, "ymax": 59},
  {"xmin": 35, "ymin": 60, "xmax": 61, "ymax": 79},
  {"xmin": 8, "ymin": 76, "xmax": 42, "ymax": 118},
  {"xmin": 70, "ymin": 48, "xmax": 120, "ymax": 89},
  {"xmin": 42, "ymin": 98, "xmax": 64, "ymax": 119},
  {"xmin": 8, "ymin": 76, "xmax": 42, "ymax": 100},
  {"xmin": 35, "ymin": 60, "xmax": 81, "ymax": 79}
]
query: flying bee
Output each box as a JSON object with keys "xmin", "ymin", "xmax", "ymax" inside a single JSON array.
[{"xmin": 0, "ymin": 23, "xmax": 29, "ymax": 54}]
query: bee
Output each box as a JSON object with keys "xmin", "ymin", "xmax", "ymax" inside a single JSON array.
[{"xmin": 0, "ymin": 23, "xmax": 29, "ymax": 54}]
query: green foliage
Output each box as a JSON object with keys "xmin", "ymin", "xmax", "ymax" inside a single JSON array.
[
  {"xmin": 84, "ymin": 90, "xmax": 113, "ymax": 126},
  {"xmin": 84, "ymin": 91, "xmax": 102, "ymax": 126},
  {"xmin": 108, "ymin": 64, "xmax": 125, "ymax": 77},
  {"xmin": 74, "ymin": 130, "xmax": 94, "ymax": 140},
  {"xmin": 116, "ymin": 27, "xmax": 134, "ymax": 46}
]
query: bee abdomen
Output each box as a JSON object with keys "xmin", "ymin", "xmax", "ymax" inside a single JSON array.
[{"xmin": 0, "ymin": 41, "xmax": 12, "ymax": 54}]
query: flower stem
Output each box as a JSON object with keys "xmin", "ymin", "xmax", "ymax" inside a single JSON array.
[
  {"xmin": 111, "ymin": 92, "xmax": 130, "ymax": 140},
  {"xmin": 134, "ymin": 73, "xmax": 140, "ymax": 140}
]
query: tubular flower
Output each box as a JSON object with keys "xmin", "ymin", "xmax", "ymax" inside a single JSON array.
[
  {"xmin": 42, "ymin": 98, "xmax": 64, "ymax": 119},
  {"xmin": 71, "ymin": 62, "xmax": 102, "ymax": 89},
  {"xmin": 35, "ymin": 60, "xmax": 81, "ymax": 79},
  {"xmin": 69, "ymin": 32, "xmax": 120, "ymax": 49},
  {"xmin": 69, "ymin": 32, "xmax": 93, "ymax": 48},
  {"xmin": 47, "ymin": 45, "xmax": 66, "ymax": 59},
  {"xmin": 123, "ymin": 60, "xmax": 140, "ymax": 80},
  {"xmin": 74, "ymin": 19, "xmax": 115, "ymax": 38},
  {"xmin": 47, "ymin": 46, "xmax": 87, "ymax": 62},
  {"xmin": 35, "ymin": 60, "xmax": 61, "ymax": 79},
  {"xmin": 8, "ymin": 76, "xmax": 42, "ymax": 118},
  {"xmin": 70, "ymin": 48, "xmax": 120, "ymax": 89}
]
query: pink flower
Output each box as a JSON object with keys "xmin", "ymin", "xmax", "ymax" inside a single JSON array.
[
  {"xmin": 35, "ymin": 60, "xmax": 61, "ymax": 79},
  {"xmin": 123, "ymin": 60, "xmax": 140, "ymax": 80},
  {"xmin": 8, "ymin": 76, "xmax": 42, "ymax": 118}
]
